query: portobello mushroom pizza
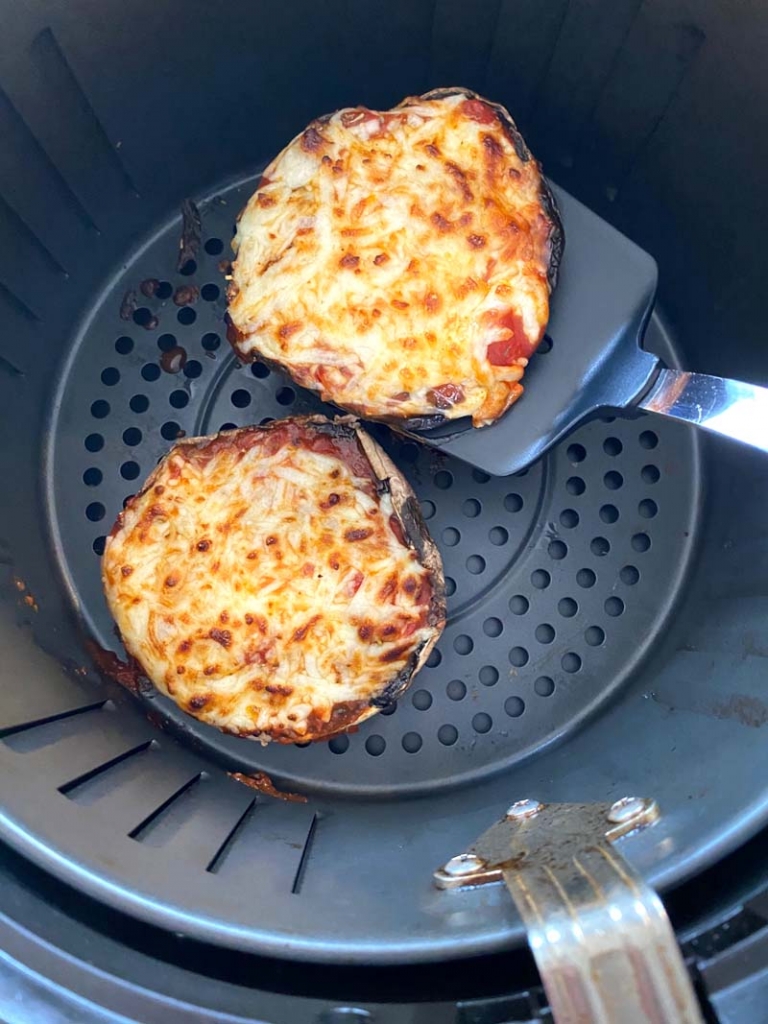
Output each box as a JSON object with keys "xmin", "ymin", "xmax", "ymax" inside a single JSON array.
[
  {"xmin": 101, "ymin": 416, "xmax": 445, "ymax": 743},
  {"xmin": 227, "ymin": 87, "xmax": 563, "ymax": 428}
]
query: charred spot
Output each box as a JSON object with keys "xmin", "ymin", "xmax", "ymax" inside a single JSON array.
[
  {"xmin": 321, "ymin": 492, "xmax": 341, "ymax": 510},
  {"xmin": 257, "ymin": 193, "xmax": 276, "ymax": 208},
  {"xmin": 189, "ymin": 694, "xmax": 210, "ymax": 710},
  {"xmin": 121, "ymin": 565, "xmax": 133, "ymax": 577},
  {"xmin": 339, "ymin": 253, "xmax": 360, "ymax": 269},
  {"xmin": 278, "ymin": 321, "xmax": 302, "ymax": 340},
  {"xmin": 358, "ymin": 621, "xmax": 374, "ymax": 641},
  {"xmin": 203, "ymin": 666, "xmax": 216, "ymax": 676},
  {"xmin": 329, "ymin": 555, "xmax": 341, "ymax": 570},
  {"xmin": 425, "ymin": 143, "xmax": 440, "ymax": 157},
  {"xmin": 378, "ymin": 574, "xmax": 399, "ymax": 601},
  {"xmin": 321, "ymin": 154, "xmax": 332, "ymax": 165},
  {"xmin": 373, "ymin": 253, "xmax": 389, "ymax": 266},
  {"xmin": 178, "ymin": 639, "xmax": 193, "ymax": 653},
  {"xmin": 265, "ymin": 684, "xmax": 294, "ymax": 697},
  {"xmin": 344, "ymin": 527, "xmax": 373, "ymax": 542},
  {"xmin": 176, "ymin": 665, "xmax": 185, "ymax": 675},
  {"xmin": 196, "ymin": 539, "xmax": 211, "ymax": 552},
  {"xmin": 379, "ymin": 624, "xmax": 398, "ymax": 640},
  {"xmin": 209, "ymin": 628, "xmax": 232, "ymax": 648},
  {"xmin": 423, "ymin": 291, "xmax": 441, "ymax": 313},
  {"xmin": 164, "ymin": 574, "xmax": 179, "ymax": 588},
  {"xmin": 431, "ymin": 212, "xmax": 453, "ymax": 233},
  {"xmin": 380, "ymin": 643, "xmax": 412, "ymax": 665},
  {"xmin": 468, "ymin": 234, "xmax": 486, "ymax": 248},
  {"xmin": 154, "ymin": 486, "xmax": 165, "ymax": 496},
  {"xmin": 245, "ymin": 614, "xmax": 254, "ymax": 625},
  {"xmin": 219, "ymin": 611, "xmax": 229, "ymax": 624},
  {"xmin": 246, "ymin": 551, "xmax": 257, "ymax": 560},
  {"xmin": 402, "ymin": 576, "xmax": 418, "ymax": 595},
  {"xmin": 301, "ymin": 125, "xmax": 326, "ymax": 152},
  {"xmin": 508, "ymin": 167, "xmax": 521, "ymax": 180}
]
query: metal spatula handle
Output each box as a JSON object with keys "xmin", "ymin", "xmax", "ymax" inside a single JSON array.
[{"xmin": 639, "ymin": 368, "xmax": 768, "ymax": 454}]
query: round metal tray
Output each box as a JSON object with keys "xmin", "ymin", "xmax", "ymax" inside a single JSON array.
[{"xmin": 5, "ymin": 175, "xmax": 764, "ymax": 966}]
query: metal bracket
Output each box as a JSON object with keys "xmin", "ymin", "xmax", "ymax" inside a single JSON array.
[{"xmin": 435, "ymin": 798, "xmax": 704, "ymax": 1024}]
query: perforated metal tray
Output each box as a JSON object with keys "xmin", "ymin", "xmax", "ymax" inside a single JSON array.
[{"xmin": 2, "ymin": 175, "xmax": 768, "ymax": 966}]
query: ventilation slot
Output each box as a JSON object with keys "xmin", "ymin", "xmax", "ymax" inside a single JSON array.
[
  {"xmin": 0, "ymin": 699, "xmax": 107, "ymax": 740},
  {"xmin": 291, "ymin": 813, "xmax": 319, "ymax": 895},
  {"xmin": 128, "ymin": 773, "xmax": 203, "ymax": 840},
  {"xmin": 58, "ymin": 739, "xmax": 153, "ymax": 796},
  {"xmin": 206, "ymin": 799, "xmax": 257, "ymax": 874},
  {"xmin": 28, "ymin": 28, "xmax": 139, "ymax": 229},
  {"xmin": 0, "ymin": 277, "xmax": 40, "ymax": 323},
  {"xmin": 0, "ymin": 83, "xmax": 97, "ymax": 238}
]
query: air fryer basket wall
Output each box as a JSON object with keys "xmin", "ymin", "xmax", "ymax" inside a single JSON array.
[{"xmin": 1, "ymin": 0, "xmax": 768, "ymax": 968}]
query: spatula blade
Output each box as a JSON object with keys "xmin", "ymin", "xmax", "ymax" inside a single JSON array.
[{"xmin": 414, "ymin": 185, "xmax": 660, "ymax": 476}]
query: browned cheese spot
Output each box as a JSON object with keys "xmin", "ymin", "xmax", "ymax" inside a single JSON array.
[
  {"xmin": 209, "ymin": 628, "xmax": 232, "ymax": 648},
  {"xmin": 278, "ymin": 321, "xmax": 302, "ymax": 339},
  {"xmin": 344, "ymin": 527, "xmax": 373, "ymax": 542},
  {"xmin": 301, "ymin": 125, "xmax": 325, "ymax": 152},
  {"xmin": 482, "ymin": 134, "xmax": 504, "ymax": 159},
  {"xmin": 265, "ymin": 684, "xmax": 294, "ymax": 697},
  {"xmin": 380, "ymin": 643, "xmax": 412, "ymax": 664},
  {"xmin": 431, "ymin": 212, "xmax": 453, "ymax": 233},
  {"xmin": 292, "ymin": 615, "xmax": 320, "ymax": 642},
  {"xmin": 445, "ymin": 161, "xmax": 474, "ymax": 201}
]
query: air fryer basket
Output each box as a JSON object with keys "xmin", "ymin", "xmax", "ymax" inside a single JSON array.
[{"xmin": 1, "ymin": 0, "xmax": 768, "ymax": 972}]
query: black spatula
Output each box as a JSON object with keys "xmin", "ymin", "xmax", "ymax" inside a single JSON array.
[{"xmin": 410, "ymin": 185, "xmax": 768, "ymax": 477}]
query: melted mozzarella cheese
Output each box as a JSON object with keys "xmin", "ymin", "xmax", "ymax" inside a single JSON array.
[
  {"xmin": 102, "ymin": 421, "xmax": 440, "ymax": 742},
  {"xmin": 229, "ymin": 90, "xmax": 559, "ymax": 426}
]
